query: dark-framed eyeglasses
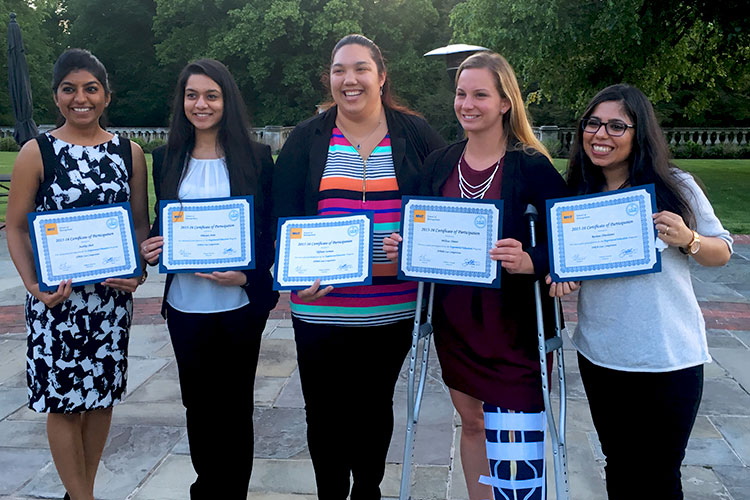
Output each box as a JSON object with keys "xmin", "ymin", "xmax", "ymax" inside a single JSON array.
[{"xmin": 581, "ymin": 118, "xmax": 634, "ymax": 137}]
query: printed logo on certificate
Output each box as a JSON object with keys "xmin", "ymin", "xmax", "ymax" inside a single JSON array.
[
  {"xmin": 159, "ymin": 196, "xmax": 255, "ymax": 273},
  {"xmin": 398, "ymin": 196, "xmax": 503, "ymax": 288},
  {"xmin": 273, "ymin": 213, "xmax": 374, "ymax": 290},
  {"xmin": 546, "ymin": 184, "xmax": 661, "ymax": 281},
  {"xmin": 27, "ymin": 202, "xmax": 141, "ymax": 291}
]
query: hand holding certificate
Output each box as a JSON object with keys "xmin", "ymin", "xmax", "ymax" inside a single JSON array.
[
  {"xmin": 159, "ymin": 196, "xmax": 255, "ymax": 273},
  {"xmin": 28, "ymin": 202, "xmax": 141, "ymax": 291},
  {"xmin": 398, "ymin": 196, "xmax": 503, "ymax": 288},
  {"xmin": 546, "ymin": 185, "xmax": 661, "ymax": 281},
  {"xmin": 274, "ymin": 213, "xmax": 373, "ymax": 290}
]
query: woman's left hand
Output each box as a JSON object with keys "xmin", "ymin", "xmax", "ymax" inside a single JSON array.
[
  {"xmin": 103, "ymin": 277, "xmax": 141, "ymax": 293},
  {"xmin": 489, "ymin": 238, "xmax": 534, "ymax": 274},
  {"xmin": 653, "ymin": 211, "xmax": 692, "ymax": 247},
  {"xmin": 194, "ymin": 271, "xmax": 247, "ymax": 287}
]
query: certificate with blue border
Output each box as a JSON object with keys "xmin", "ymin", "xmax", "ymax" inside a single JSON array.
[
  {"xmin": 273, "ymin": 213, "xmax": 373, "ymax": 291},
  {"xmin": 546, "ymin": 184, "xmax": 661, "ymax": 281},
  {"xmin": 159, "ymin": 196, "xmax": 255, "ymax": 273},
  {"xmin": 28, "ymin": 202, "xmax": 141, "ymax": 291},
  {"xmin": 398, "ymin": 196, "xmax": 502, "ymax": 288}
]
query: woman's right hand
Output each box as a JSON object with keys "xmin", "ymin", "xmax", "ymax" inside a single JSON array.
[
  {"xmin": 383, "ymin": 232, "xmax": 402, "ymax": 263},
  {"xmin": 545, "ymin": 274, "xmax": 580, "ymax": 297},
  {"xmin": 297, "ymin": 279, "xmax": 333, "ymax": 303},
  {"xmin": 30, "ymin": 280, "xmax": 72, "ymax": 308},
  {"xmin": 140, "ymin": 236, "xmax": 164, "ymax": 265}
]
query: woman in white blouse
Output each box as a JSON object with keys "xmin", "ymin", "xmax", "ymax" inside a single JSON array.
[
  {"xmin": 139, "ymin": 59, "xmax": 278, "ymax": 499},
  {"xmin": 549, "ymin": 84, "xmax": 732, "ymax": 499}
]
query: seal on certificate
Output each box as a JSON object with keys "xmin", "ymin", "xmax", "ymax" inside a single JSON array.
[
  {"xmin": 106, "ymin": 217, "xmax": 119, "ymax": 229},
  {"xmin": 626, "ymin": 202, "xmax": 638, "ymax": 216},
  {"xmin": 347, "ymin": 225, "xmax": 359, "ymax": 236},
  {"xmin": 229, "ymin": 209, "xmax": 240, "ymax": 221},
  {"xmin": 474, "ymin": 215, "xmax": 487, "ymax": 229}
]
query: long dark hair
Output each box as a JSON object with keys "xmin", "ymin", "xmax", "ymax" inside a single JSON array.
[
  {"xmin": 567, "ymin": 84, "xmax": 695, "ymax": 226},
  {"xmin": 51, "ymin": 48, "xmax": 110, "ymax": 128},
  {"xmin": 161, "ymin": 58, "xmax": 258, "ymax": 199},
  {"xmin": 321, "ymin": 34, "xmax": 419, "ymax": 116}
]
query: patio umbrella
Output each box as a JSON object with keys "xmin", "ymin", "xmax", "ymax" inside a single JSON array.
[{"xmin": 7, "ymin": 12, "xmax": 38, "ymax": 145}]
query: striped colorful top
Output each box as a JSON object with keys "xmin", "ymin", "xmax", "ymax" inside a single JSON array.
[{"xmin": 290, "ymin": 128, "xmax": 418, "ymax": 326}]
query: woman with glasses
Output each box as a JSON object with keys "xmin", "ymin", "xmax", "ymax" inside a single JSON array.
[
  {"xmin": 548, "ymin": 84, "xmax": 732, "ymax": 499},
  {"xmin": 385, "ymin": 51, "xmax": 567, "ymax": 500}
]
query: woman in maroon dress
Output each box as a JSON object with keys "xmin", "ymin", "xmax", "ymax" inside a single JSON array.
[{"xmin": 385, "ymin": 52, "xmax": 567, "ymax": 499}]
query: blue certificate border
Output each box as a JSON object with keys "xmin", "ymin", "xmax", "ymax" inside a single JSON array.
[
  {"xmin": 158, "ymin": 196, "xmax": 255, "ymax": 274},
  {"xmin": 28, "ymin": 202, "xmax": 141, "ymax": 291},
  {"xmin": 273, "ymin": 213, "xmax": 374, "ymax": 291},
  {"xmin": 397, "ymin": 196, "xmax": 503, "ymax": 288},
  {"xmin": 545, "ymin": 184, "xmax": 661, "ymax": 282}
]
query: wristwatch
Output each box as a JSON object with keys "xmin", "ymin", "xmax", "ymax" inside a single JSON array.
[
  {"xmin": 137, "ymin": 268, "xmax": 148, "ymax": 285},
  {"xmin": 686, "ymin": 230, "xmax": 701, "ymax": 255}
]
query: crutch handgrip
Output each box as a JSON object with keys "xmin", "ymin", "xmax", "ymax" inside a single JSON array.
[
  {"xmin": 524, "ymin": 203, "xmax": 539, "ymax": 221},
  {"xmin": 545, "ymin": 337, "xmax": 563, "ymax": 353}
]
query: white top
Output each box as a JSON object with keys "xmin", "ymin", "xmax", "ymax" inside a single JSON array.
[
  {"xmin": 166, "ymin": 157, "xmax": 250, "ymax": 314},
  {"xmin": 571, "ymin": 172, "xmax": 734, "ymax": 372}
]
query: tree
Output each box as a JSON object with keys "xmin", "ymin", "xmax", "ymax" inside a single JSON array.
[
  {"xmin": 153, "ymin": 0, "xmax": 460, "ymax": 134},
  {"xmin": 449, "ymin": 0, "xmax": 750, "ymax": 125},
  {"xmin": 66, "ymin": 0, "xmax": 173, "ymax": 126},
  {"xmin": 0, "ymin": 0, "xmax": 64, "ymax": 125}
]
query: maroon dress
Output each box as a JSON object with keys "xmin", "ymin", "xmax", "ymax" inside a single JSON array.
[{"xmin": 433, "ymin": 157, "xmax": 545, "ymax": 412}]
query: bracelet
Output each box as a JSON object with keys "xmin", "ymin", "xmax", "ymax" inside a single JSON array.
[{"xmin": 137, "ymin": 268, "xmax": 148, "ymax": 285}]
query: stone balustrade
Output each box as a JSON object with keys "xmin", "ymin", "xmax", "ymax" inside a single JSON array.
[
  {"xmin": 533, "ymin": 126, "xmax": 750, "ymax": 154},
  {"xmin": 0, "ymin": 125, "xmax": 295, "ymax": 153},
  {"xmin": 3, "ymin": 125, "xmax": 749, "ymax": 155}
]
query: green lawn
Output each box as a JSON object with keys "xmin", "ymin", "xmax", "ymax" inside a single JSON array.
[{"xmin": 2, "ymin": 152, "xmax": 749, "ymax": 234}]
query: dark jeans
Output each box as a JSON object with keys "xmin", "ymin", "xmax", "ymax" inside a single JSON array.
[
  {"xmin": 166, "ymin": 303, "xmax": 268, "ymax": 500},
  {"xmin": 293, "ymin": 317, "xmax": 412, "ymax": 500},
  {"xmin": 578, "ymin": 353, "xmax": 703, "ymax": 500}
]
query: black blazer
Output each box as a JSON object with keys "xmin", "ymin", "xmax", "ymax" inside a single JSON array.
[
  {"xmin": 423, "ymin": 140, "xmax": 570, "ymax": 334},
  {"xmin": 149, "ymin": 143, "xmax": 279, "ymax": 317},
  {"xmin": 272, "ymin": 105, "xmax": 446, "ymax": 219}
]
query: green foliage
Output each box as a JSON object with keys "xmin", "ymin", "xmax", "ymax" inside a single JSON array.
[
  {"xmin": 143, "ymin": 139, "xmax": 167, "ymax": 153},
  {"xmin": 0, "ymin": 0, "xmax": 62, "ymax": 125},
  {"xmin": 449, "ymin": 0, "xmax": 750, "ymax": 125},
  {"xmin": 155, "ymin": 0, "xmax": 460, "ymax": 133},
  {"xmin": 66, "ymin": 0, "xmax": 173, "ymax": 126},
  {"xmin": 671, "ymin": 141, "xmax": 706, "ymax": 159},
  {"xmin": 0, "ymin": 137, "xmax": 20, "ymax": 151},
  {"xmin": 541, "ymin": 138, "xmax": 562, "ymax": 158}
]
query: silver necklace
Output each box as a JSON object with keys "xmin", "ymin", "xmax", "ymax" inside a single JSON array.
[
  {"xmin": 339, "ymin": 119, "xmax": 383, "ymax": 150},
  {"xmin": 458, "ymin": 149, "xmax": 501, "ymax": 199}
]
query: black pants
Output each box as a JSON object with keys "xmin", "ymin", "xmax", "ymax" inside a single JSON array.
[
  {"xmin": 578, "ymin": 353, "xmax": 703, "ymax": 500},
  {"xmin": 166, "ymin": 303, "xmax": 268, "ymax": 500},
  {"xmin": 293, "ymin": 317, "xmax": 412, "ymax": 500}
]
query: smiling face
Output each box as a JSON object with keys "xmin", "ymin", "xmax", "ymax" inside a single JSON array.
[
  {"xmin": 53, "ymin": 70, "xmax": 110, "ymax": 127},
  {"xmin": 183, "ymin": 74, "xmax": 224, "ymax": 132},
  {"xmin": 582, "ymin": 100, "xmax": 634, "ymax": 177},
  {"xmin": 454, "ymin": 67, "xmax": 509, "ymax": 136},
  {"xmin": 330, "ymin": 43, "xmax": 386, "ymax": 119}
]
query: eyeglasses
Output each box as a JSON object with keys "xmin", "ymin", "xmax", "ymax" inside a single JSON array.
[{"xmin": 581, "ymin": 118, "xmax": 634, "ymax": 137}]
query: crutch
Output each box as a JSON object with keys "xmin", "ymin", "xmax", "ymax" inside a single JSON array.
[
  {"xmin": 399, "ymin": 281, "xmax": 435, "ymax": 500},
  {"xmin": 525, "ymin": 204, "xmax": 570, "ymax": 500}
]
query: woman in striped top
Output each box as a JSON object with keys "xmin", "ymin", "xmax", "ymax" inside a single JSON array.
[{"xmin": 273, "ymin": 34, "xmax": 444, "ymax": 498}]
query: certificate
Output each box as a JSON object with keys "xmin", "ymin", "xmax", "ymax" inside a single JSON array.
[
  {"xmin": 274, "ymin": 213, "xmax": 373, "ymax": 290},
  {"xmin": 159, "ymin": 196, "xmax": 255, "ymax": 273},
  {"xmin": 546, "ymin": 185, "xmax": 661, "ymax": 281},
  {"xmin": 398, "ymin": 196, "xmax": 502, "ymax": 288},
  {"xmin": 28, "ymin": 202, "xmax": 141, "ymax": 291}
]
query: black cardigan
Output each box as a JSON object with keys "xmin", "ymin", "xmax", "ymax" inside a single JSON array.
[
  {"xmin": 149, "ymin": 143, "xmax": 279, "ymax": 317},
  {"xmin": 272, "ymin": 106, "xmax": 446, "ymax": 219},
  {"xmin": 422, "ymin": 140, "xmax": 570, "ymax": 334}
]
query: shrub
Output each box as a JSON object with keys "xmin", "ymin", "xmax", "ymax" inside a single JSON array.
[
  {"xmin": 143, "ymin": 139, "xmax": 166, "ymax": 154},
  {"xmin": 130, "ymin": 137, "xmax": 147, "ymax": 149},
  {"xmin": 0, "ymin": 136, "xmax": 20, "ymax": 152},
  {"xmin": 671, "ymin": 141, "xmax": 704, "ymax": 159},
  {"xmin": 541, "ymin": 138, "xmax": 562, "ymax": 158},
  {"xmin": 704, "ymin": 143, "xmax": 742, "ymax": 159}
]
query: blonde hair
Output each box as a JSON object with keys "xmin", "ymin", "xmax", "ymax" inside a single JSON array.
[{"xmin": 456, "ymin": 52, "xmax": 551, "ymax": 161}]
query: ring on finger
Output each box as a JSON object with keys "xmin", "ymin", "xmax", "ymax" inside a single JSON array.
[{"xmin": 666, "ymin": 227, "xmax": 670, "ymax": 236}]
